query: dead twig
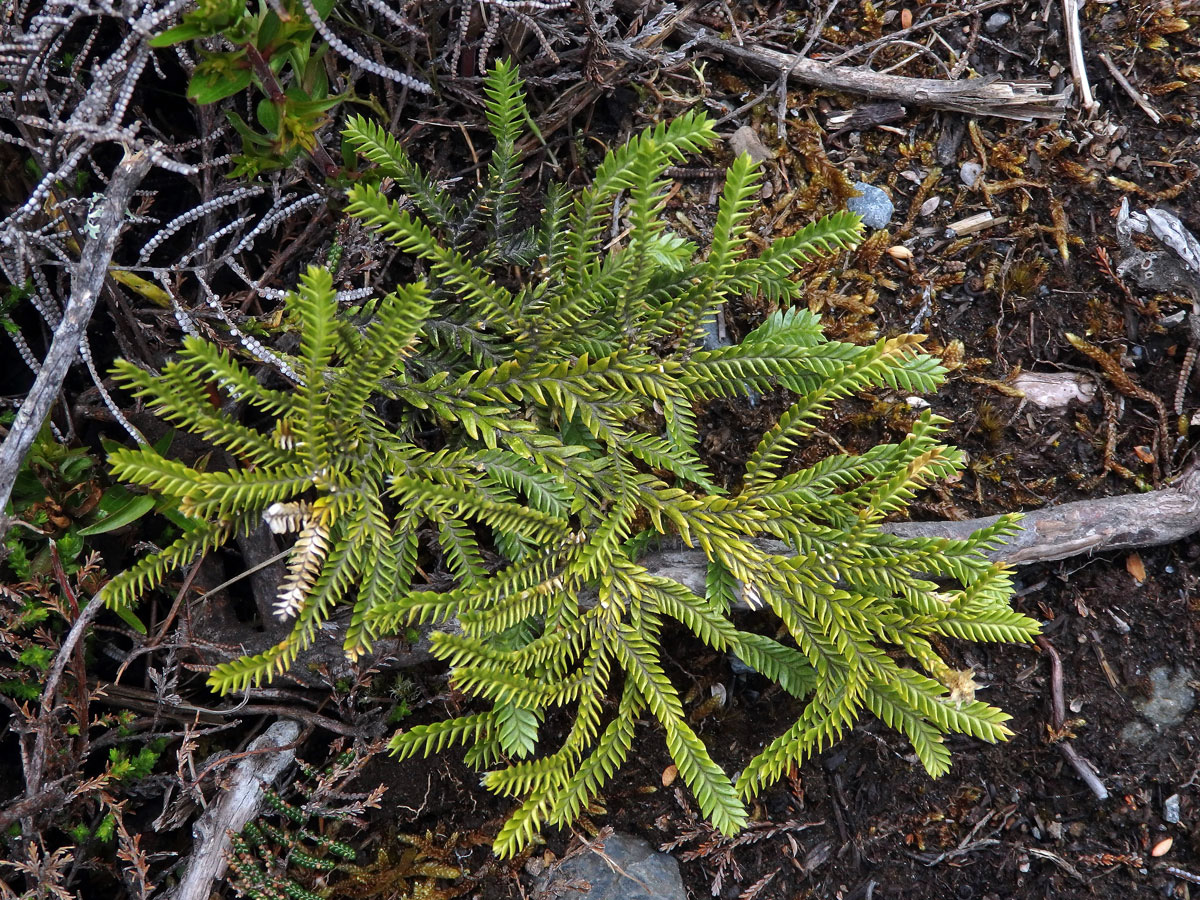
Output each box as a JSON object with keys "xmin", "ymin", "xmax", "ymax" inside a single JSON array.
[
  {"xmin": 1036, "ymin": 636, "xmax": 1109, "ymax": 801},
  {"xmin": 1097, "ymin": 51, "xmax": 1163, "ymax": 124},
  {"xmin": 0, "ymin": 146, "xmax": 155, "ymax": 544},
  {"xmin": 0, "ymin": 787, "xmax": 68, "ymax": 835},
  {"xmin": 169, "ymin": 720, "xmax": 303, "ymax": 900},
  {"xmin": 615, "ymin": 0, "xmax": 1066, "ymax": 120},
  {"xmin": 1062, "ymin": 0, "xmax": 1097, "ymax": 115},
  {"xmin": 688, "ymin": 28, "xmax": 1064, "ymax": 120},
  {"xmin": 91, "ymin": 679, "xmax": 362, "ymax": 737},
  {"xmin": 25, "ymin": 590, "xmax": 106, "ymax": 805}
]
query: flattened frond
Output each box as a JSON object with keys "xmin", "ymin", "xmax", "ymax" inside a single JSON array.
[
  {"xmin": 105, "ymin": 76, "xmax": 1034, "ymax": 861},
  {"xmin": 342, "ymin": 114, "xmax": 456, "ymax": 229}
]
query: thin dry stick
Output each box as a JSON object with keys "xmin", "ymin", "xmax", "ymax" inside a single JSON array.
[
  {"xmin": 1097, "ymin": 51, "xmax": 1163, "ymax": 124},
  {"xmin": 0, "ymin": 146, "xmax": 155, "ymax": 544},
  {"xmin": 773, "ymin": 0, "xmax": 841, "ymax": 133},
  {"xmin": 0, "ymin": 786, "xmax": 68, "ymax": 835},
  {"xmin": 641, "ymin": 10, "xmax": 1067, "ymax": 120},
  {"xmin": 26, "ymin": 591, "xmax": 106, "ymax": 802},
  {"xmin": 1036, "ymin": 636, "xmax": 1109, "ymax": 801},
  {"xmin": 171, "ymin": 720, "xmax": 303, "ymax": 900},
  {"xmin": 1062, "ymin": 0, "xmax": 1097, "ymax": 114},
  {"xmin": 90, "ymin": 680, "xmax": 361, "ymax": 735}
]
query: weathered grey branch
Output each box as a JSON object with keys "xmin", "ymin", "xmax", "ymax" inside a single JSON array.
[
  {"xmin": 168, "ymin": 719, "xmax": 301, "ymax": 900},
  {"xmin": 611, "ymin": 0, "xmax": 1066, "ymax": 121},
  {"xmin": 247, "ymin": 464, "xmax": 1200, "ymax": 678},
  {"xmin": 684, "ymin": 27, "xmax": 1067, "ymax": 121},
  {"xmin": 26, "ymin": 591, "xmax": 106, "ymax": 803},
  {"xmin": 881, "ymin": 463, "xmax": 1200, "ymax": 566},
  {"xmin": 0, "ymin": 146, "xmax": 154, "ymax": 543},
  {"xmin": 587, "ymin": 464, "xmax": 1200, "ymax": 610}
]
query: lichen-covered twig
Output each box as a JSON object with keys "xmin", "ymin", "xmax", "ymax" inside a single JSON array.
[
  {"xmin": 0, "ymin": 146, "xmax": 154, "ymax": 543},
  {"xmin": 169, "ymin": 720, "xmax": 302, "ymax": 900}
]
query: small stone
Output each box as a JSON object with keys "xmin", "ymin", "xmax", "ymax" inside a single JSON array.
[
  {"xmin": 919, "ymin": 195, "xmax": 941, "ymax": 217},
  {"xmin": 959, "ymin": 161, "xmax": 983, "ymax": 187},
  {"xmin": 1137, "ymin": 666, "xmax": 1196, "ymax": 727},
  {"xmin": 984, "ymin": 11, "xmax": 1011, "ymax": 33},
  {"xmin": 846, "ymin": 182, "xmax": 894, "ymax": 229},
  {"xmin": 536, "ymin": 833, "xmax": 685, "ymax": 900},
  {"xmin": 728, "ymin": 125, "xmax": 773, "ymax": 164},
  {"xmin": 728, "ymin": 654, "xmax": 757, "ymax": 677},
  {"xmin": 1165, "ymin": 793, "xmax": 1181, "ymax": 824}
]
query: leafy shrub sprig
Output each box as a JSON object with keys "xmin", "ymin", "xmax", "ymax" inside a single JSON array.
[{"xmin": 104, "ymin": 61, "xmax": 1039, "ymax": 855}]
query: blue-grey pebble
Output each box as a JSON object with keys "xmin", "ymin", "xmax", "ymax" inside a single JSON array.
[
  {"xmin": 535, "ymin": 833, "xmax": 685, "ymax": 900},
  {"xmin": 847, "ymin": 182, "xmax": 894, "ymax": 229},
  {"xmin": 984, "ymin": 11, "xmax": 1010, "ymax": 32}
]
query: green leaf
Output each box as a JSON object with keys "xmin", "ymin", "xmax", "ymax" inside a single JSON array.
[
  {"xmin": 188, "ymin": 59, "xmax": 253, "ymax": 104},
  {"xmin": 113, "ymin": 605, "xmax": 148, "ymax": 635},
  {"xmin": 496, "ymin": 701, "xmax": 540, "ymax": 759},
  {"xmin": 256, "ymin": 97, "xmax": 281, "ymax": 134},
  {"xmin": 77, "ymin": 494, "xmax": 156, "ymax": 536},
  {"xmin": 149, "ymin": 22, "xmax": 215, "ymax": 46}
]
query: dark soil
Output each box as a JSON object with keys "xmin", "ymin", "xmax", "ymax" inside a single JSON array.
[
  {"xmin": 5, "ymin": 1, "xmax": 1200, "ymax": 898},
  {"xmin": 351, "ymin": 2, "xmax": 1200, "ymax": 898},
  {"xmin": 371, "ymin": 557, "xmax": 1200, "ymax": 900}
]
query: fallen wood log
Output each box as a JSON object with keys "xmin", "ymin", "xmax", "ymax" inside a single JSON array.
[
  {"xmin": 682, "ymin": 26, "xmax": 1067, "ymax": 121},
  {"xmin": 233, "ymin": 463, "xmax": 1200, "ymax": 681},
  {"xmin": 611, "ymin": 0, "xmax": 1066, "ymax": 121}
]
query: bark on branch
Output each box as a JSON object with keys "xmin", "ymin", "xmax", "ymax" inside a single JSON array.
[
  {"xmin": 884, "ymin": 463, "xmax": 1200, "ymax": 565},
  {"xmin": 0, "ymin": 145, "xmax": 154, "ymax": 543},
  {"xmin": 247, "ymin": 464, "xmax": 1200, "ymax": 680},
  {"xmin": 682, "ymin": 26, "xmax": 1067, "ymax": 121},
  {"xmin": 611, "ymin": 0, "xmax": 1066, "ymax": 121},
  {"xmin": 640, "ymin": 465, "xmax": 1200, "ymax": 603},
  {"xmin": 168, "ymin": 720, "xmax": 301, "ymax": 900}
]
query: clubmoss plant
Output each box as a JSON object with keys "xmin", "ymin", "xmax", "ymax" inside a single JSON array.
[{"xmin": 103, "ymin": 61, "xmax": 1039, "ymax": 855}]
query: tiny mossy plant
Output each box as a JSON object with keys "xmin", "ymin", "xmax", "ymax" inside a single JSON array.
[{"xmin": 103, "ymin": 61, "xmax": 1039, "ymax": 856}]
